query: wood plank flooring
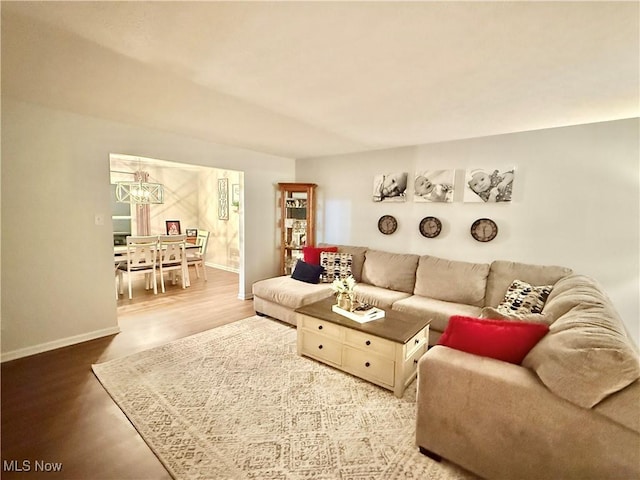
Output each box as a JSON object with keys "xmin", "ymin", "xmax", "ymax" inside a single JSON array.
[{"xmin": 1, "ymin": 268, "xmax": 256, "ymax": 479}]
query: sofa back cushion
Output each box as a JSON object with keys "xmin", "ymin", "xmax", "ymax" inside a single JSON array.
[
  {"xmin": 485, "ymin": 260, "xmax": 572, "ymax": 307},
  {"xmin": 361, "ymin": 249, "xmax": 419, "ymax": 293},
  {"xmin": 337, "ymin": 245, "xmax": 367, "ymax": 282},
  {"xmin": 523, "ymin": 275, "xmax": 640, "ymax": 408},
  {"xmin": 542, "ymin": 273, "xmax": 615, "ymax": 322},
  {"xmin": 414, "ymin": 256, "xmax": 489, "ymax": 307}
]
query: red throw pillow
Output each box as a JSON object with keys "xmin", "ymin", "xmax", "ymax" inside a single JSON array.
[
  {"xmin": 303, "ymin": 246, "xmax": 338, "ymax": 265},
  {"xmin": 438, "ymin": 315, "xmax": 549, "ymax": 365}
]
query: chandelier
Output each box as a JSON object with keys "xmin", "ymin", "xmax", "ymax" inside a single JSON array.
[{"xmin": 115, "ymin": 171, "xmax": 164, "ymax": 204}]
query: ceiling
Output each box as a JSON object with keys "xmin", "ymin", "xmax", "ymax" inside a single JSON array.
[{"xmin": 2, "ymin": 1, "xmax": 638, "ymax": 160}]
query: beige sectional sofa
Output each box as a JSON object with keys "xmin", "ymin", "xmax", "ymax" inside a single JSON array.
[
  {"xmin": 252, "ymin": 244, "xmax": 640, "ymax": 479},
  {"xmin": 252, "ymin": 244, "xmax": 572, "ymax": 345},
  {"xmin": 417, "ymin": 273, "xmax": 640, "ymax": 480}
]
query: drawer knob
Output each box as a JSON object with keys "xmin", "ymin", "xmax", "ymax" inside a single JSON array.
[
  {"xmin": 415, "ymin": 339, "xmax": 420, "ymax": 345},
  {"xmin": 414, "ymin": 359, "xmax": 418, "ymax": 365},
  {"xmin": 318, "ymin": 325, "xmax": 323, "ymax": 330},
  {"xmin": 365, "ymin": 362, "xmax": 370, "ymax": 367},
  {"xmin": 318, "ymin": 344, "xmax": 323, "ymax": 349},
  {"xmin": 365, "ymin": 340, "xmax": 371, "ymax": 346}
]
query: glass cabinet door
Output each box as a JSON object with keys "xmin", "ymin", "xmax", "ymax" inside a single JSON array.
[{"xmin": 278, "ymin": 183, "xmax": 316, "ymax": 275}]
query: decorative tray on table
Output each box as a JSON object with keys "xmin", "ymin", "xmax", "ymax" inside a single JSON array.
[{"xmin": 331, "ymin": 302, "xmax": 385, "ymax": 323}]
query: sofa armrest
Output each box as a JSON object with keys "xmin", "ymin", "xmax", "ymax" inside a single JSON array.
[{"xmin": 416, "ymin": 346, "xmax": 640, "ymax": 480}]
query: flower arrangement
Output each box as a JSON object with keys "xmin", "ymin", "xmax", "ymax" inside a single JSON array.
[
  {"xmin": 331, "ymin": 276, "xmax": 356, "ymax": 310},
  {"xmin": 330, "ymin": 275, "xmax": 356, "ymax": 295}
]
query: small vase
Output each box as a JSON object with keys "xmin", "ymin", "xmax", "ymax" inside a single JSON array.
[{"xmin": 338, "ymin": 292, "xmax": 353, "ymax": 311}]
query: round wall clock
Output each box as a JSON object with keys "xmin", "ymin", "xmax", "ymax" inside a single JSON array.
[
  {"xmin": 378, "ymin": 215, "xmax": 398, "ymax": 235},
  {"xmin": 419, "ymin": 216, "xmax": 442, "ymax": 238},
  {"xmin": 470, "ymin": 218, "xmax": 498, "ymax": 242}
]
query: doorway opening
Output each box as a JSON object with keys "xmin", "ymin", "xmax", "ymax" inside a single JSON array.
[{"xmin": 109, "ymin": 153, "xmax": 244, "ymax": 306}]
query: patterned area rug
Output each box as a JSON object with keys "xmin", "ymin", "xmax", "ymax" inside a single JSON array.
[{"xmin": 93, "ymin": 316, "xmax": 477, "ymax": 480}]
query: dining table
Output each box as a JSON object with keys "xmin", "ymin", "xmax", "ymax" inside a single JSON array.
[
  {"xmin": 114, "ymin": 243, "xmax": 201, "ymax": 290},
  {"xmin": 113, "ymin": 243, "xmax": 200, "ymax": 257}
]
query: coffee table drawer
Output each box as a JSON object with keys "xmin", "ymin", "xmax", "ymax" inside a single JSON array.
[
  {"xmin": 343, "ymin": 346, "xmax": 395, "ymax": 387},
  {"xmin": 300, "ymin": 314, "xmax": 342, "ymax": 340},
  {"xmin": 405, "ymin": 326, "xmax": 428, "ymax": 360},
  {"xmin": 300, "ymin": 331, "xmax": 342, "ymax": 365},
  {"xmin": 403, "ymin": 343, "xmax": 426, "ymax": 386},
  {"xmin": 344, "ymin": 329, "xmax": 395, "ymax": 358}
]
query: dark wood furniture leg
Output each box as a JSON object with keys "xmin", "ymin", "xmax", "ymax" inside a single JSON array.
[{"xmin": 419, "ymin": 446, "xmax": 442, "ymax": 462}]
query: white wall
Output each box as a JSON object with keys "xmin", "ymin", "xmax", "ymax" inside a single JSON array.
[
  {"xmin": 297, "ymin": 119, "xmax": 640, "ymax": 344},
  {"xmin": 1, "ymin": 98, "xmax": 293, "ymax": 360}
]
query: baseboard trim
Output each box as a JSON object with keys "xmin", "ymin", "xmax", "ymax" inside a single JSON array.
[
  {"xmin": 1, "ymin": 326, "xmax": 121, "ymax": 363},
  {"xmin": 207, "ymin": 262, "xmax": 240, "ymax": 274},
  {"xmin": 238, "ymin": 293, "xmax": 254, "ymax": 301}
]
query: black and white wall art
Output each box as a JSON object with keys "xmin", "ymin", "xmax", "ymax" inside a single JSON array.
[
  {"xmin": 464, "ymin": 167, "xmax": 515, "ymax": 203},
  {"xmin": 372, "ymin": 172, "xmax": 408, "ymax": 202},
  {"xmin": 414, "ymin": 169, "xmax": 455, "ymax": 203}
]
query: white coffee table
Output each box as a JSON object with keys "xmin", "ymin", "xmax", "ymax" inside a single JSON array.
[{"xmin": 295, "ymin": 297, "xmax": 430, "ymax": 397}]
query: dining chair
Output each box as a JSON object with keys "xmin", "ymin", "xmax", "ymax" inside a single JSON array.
[
  {"xmin": 157, "ymin": 234, "xmax": 188, "ymax": 293},
  {"xmin": 117, "ymin": 235, "xmax": 159, "ymax": 299},
  {"xmin": 187, "ymin": 230, "xmax": 210, "ymax": 281},
  {"xmin": 114, "ymin": 255, "xmax": 125, "ymax": 299}
]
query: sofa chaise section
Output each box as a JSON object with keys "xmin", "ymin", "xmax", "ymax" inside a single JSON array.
[{"xmin": 252, "ymin": 275, "xmax": 332, "ymax": 326}]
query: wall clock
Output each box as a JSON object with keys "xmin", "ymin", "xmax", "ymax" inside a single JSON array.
[
  {"xmin": 378, "ymin": 215, "xmax": 398, "ymax": 235},
  {"xmin": 419, "ymin": 216, "xmax": 442, "ymax": 238},
  {"xmin": 470, "ymin": 218, "xmax": 498, "ymax": 242}
]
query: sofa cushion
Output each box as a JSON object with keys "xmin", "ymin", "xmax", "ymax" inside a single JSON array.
[
  {"xmin": 414, "ymin": 255, "xmax": 489, "ymax": 307},
  {"xmin": 252, "ymin": 276, "xmax": 332, "ymax": 309},
  {"xmin": 523, "ymin": 275, "xmax": 640, "ymax": 408},
  {"xmin": 481, "ymin": 306, "xmax": 552, "ymax": 325},
  {"xmin": 594, "ymin": 379, "xmax": 640, "ymax": 434},
  {"xmin": 352, "ymin": 283, "xmax": 411, "ymax": 310},
  {"xmin": 361, "ymin": 249, "xmax": 419, "ymax": 294},
  {"xmin": 438, "ymin": 315, "xmax": 549, "ymax": 364},
  {"xmin": 303, "ymin": 245, "xmax": 337, "ymax": 265},
  {"xmin": 291, "ymin": 260, "xmax": 323, "ymax": 284},
  {"xmin": 497, "ymin": 279, "xmax": 552, "ymax": 315},
  {"xmin": 542, "ymin": 273, "xmax": 610, "ymax": 321},
  {"xmin": 319, "ymin": 252, "xmax": 353, "ymax": 283},
  {"xmin": 392, "ymin": 296, "xmax": 482, "ymax": 334},
  {"xmin": 485, "ymin": 260, "xmax": 572, "ymax": 308}
]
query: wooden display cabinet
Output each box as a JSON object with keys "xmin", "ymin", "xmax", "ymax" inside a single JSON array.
[{"xmin": 278, "ymin": 183, "xmax": 317, "ymax": 275}]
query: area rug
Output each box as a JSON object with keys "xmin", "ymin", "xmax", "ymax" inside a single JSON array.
[{"xmin": 93, "ymin": 316, "xmax": 477, "ymax": 480}]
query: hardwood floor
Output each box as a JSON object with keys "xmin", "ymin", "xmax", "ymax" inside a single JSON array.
[{"xmin": 1, "ymin": 268, "xmax": 256, "ymax": 479}]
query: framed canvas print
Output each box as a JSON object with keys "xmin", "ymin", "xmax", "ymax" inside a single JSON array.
[
  {"xmin": 166, "ymin": 220, "xmax": 181, "ymax": 235},
  {"xmin": 186, "ymin": 228, "xmax": 197, "ymax": 237},
  {"xmin": 464, "ymin": 167, "xmax": 515, "ymax": 202},
  {"xmin": 231, "ymin": 184, "xmax": 240, "ymax": 208},
  {"xmin": 372, "ymin": 172, "xmax": 408, "ymax": 202},
  {"xmin": 414, "ymin": 170, "xmax": 455, "ymax": 202}
]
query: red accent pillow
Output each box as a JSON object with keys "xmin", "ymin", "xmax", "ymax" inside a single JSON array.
[
  {"xmin": 438, "ymin": 315, "xmax": 549, "ymax": 365},
  {"xmin": 303, "ymin": 246, "xmax": 338, "ymax": 265}
]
